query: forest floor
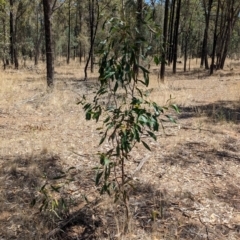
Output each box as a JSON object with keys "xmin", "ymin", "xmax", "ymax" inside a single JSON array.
[{"xmin": 0, "ymin": 59, "xmax": 240, "ymax": 240}]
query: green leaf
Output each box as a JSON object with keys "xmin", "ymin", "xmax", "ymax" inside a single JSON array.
[
  {"xmin": 152, "ymin": 118, "xmax": 159, "ymax": 131},
  {"xmin": 143, "ymin": 72, "xmax": 149, "ymax": 86},
  {"xmin": 104, "ymin": 157, "xmax": 110, "ymax": 166},
  {"xmin": 154, "ymin": 56, "xmax": 160, "ymax": 65},
  {"xmin": 138, "ymin": 115, "xmax": 148, "ymax": 125},
  {"xmin": 103, "ymin": 116, "xmax": 111, "ymax": 123},
  {"xmin": 86, "ymin": 111, "xmax": 92, "ymax": 120},
  {"xmin": 134, "ymin": 127, "xmax": 140, "ymax": 142},
  {"xmin": 166, "ymin": 115, "xmax": 176, "ymax": 123},
  {"xmin": 102, "ymin": 19, "xmax": 107, "ymax": 30},
  {"xmin": 171, "ymin": 104, "xmax": 180, "ymax": 113},
  {"xmin": 40, "ymin": 183, "xmax": 47, "ymax": 191},
  {"xmin": 53, "ymin": 174, "xmax": 66, "ymax": 180},
  {"xmin": 97, "ymin": 87, "xmax": 108, "ymax": 95},
  {"xmin": 136, "ymin": 87, "xmax": 143, "ymax": 98},
  {"xmin": 99, "ymin": 132, "xmax": 107, "ymax": 145},
  {"xmin": 104, "ymin": 71, "xmax": 115, "ymax": 79},
  {"xmin": 147, "ymin": 131, "xmax": 157, "ymax": 141},
  {"xmin": 138, "ymin": 65, "xmax": 150, "ymax": 74},
  {"xmin": 51, "ymin": 185, "xmax": 61, "ymax": 192},
  {"xmin": 113, "ymin": 81, "xmax": 118, "ymax": 92},
  {"xmin": 96, "ymin": 171, "xmax": 103, "ymax": 185},
  {"xmin": 142, "ymin": 140, "xmax": 151, "ymax": 151}
]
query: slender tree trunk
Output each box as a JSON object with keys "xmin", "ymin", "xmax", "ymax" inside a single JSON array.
[
  {"xmin": 90, "ymin": 0, "xmax": 95, "ymax": 72},
  {"xmin": 136, "ymin": 0, "xmax": 143, "ymax": 67},
  {"xmin": 9, "ymin": 0, "xmax": 14, "ymax": 65},
  {"xmin": 2, "ymin": 17, "xmax": 8, "ymax": 69},
  {"xmin": 167, "ymin": 0, "xmax": 176, "ymax": 65},
  {"xmin": 200, "ymin": 0, "xmax": 213, "ymax": 69},
  {"xmin": 172, "ymin": 0, "xmax": 181, "ymax": 74},
  {"xmin": 42, "ymin": 0, "xmax": 54, "ymax": 87},
  {"xmin": 13, "ymin": 17, "xmax": 18, "ymax": 69},
  {"xmin": 67, "ymin": 0, "xmax": 71, "ymax": 64},
  {"xmin": 220, "ymin": 1, "xmax": 239, "ymax": 69},
  {"xmin": 160, "ymin": 0, "xmax": 169, "ymax": 81},
  {"xmin": 210, "ymin": 0, "xmax": 220, "ymax": 75},
  {"xmin": 34, "ymin": 13, "xmax": 44, "ymax": 66},
  {"xmin": 78, "ymin": 2, "xmax": 82, "ymax": 64},
  {"xmin": 183, "ymin": 33, "xmax": 188, "ymax": 72},
  {"xmin": 35, "ymin": 8, "xmax": 39, "ymax": 65},
  {"xmin": 84, "ymin": 0, "xmax": 99, "ymax": 80},
  {"xmin": 73, "ymin": 8, "xmax": 78, "ymax": 61}
]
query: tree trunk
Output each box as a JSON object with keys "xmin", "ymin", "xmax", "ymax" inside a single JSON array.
[
  {"xmin": 9, "ymin": 0, "xmax": 14, "ymax": 65},
  {"xmin": 34, "ymin": 12, "xmax": 43, "ymax": 66},
  {"xmin": 210, "ymin": 0, "xmax": 220, "ymax": 75},
  {"xmin": 172, "ymin": 0, "xmax": 181, "ymax": 74},
  {"xmin": 200, "ymin": 0, "xmax": 213, "ymax": 69},
  {"xmin": 84, "ymin": 0, "xmax": 99, "ymax": 80},
  {"xmin": 67, "ymin": 0, "xmax": 71, "ymax": 64},
  {"xmin": 42, "ymin": 0, "xmax": 54, "ymax": 87},
  {"xmin": 167, "ymin": 0, "xmax": 176, "ymax": 65},
  {"xmin": 160, "ymin": 0, "xmax": 169, "ymax": 81},
  {"xmin": 136, "ymin": 0, "xmax": 143, "ymax": 67},
  {"xmin": 214, "ymin": 0, "xmax": 240, "ymax": 69},
  {"xmin": 78, "ymin": 2, "xmax": 83, "ymax": 64},
  {"xmin": 2, "ymin": 17, "xmax": 8, "ymax": 69},
  {"xmin": 183, "ymin": 32, "xmax": 188, "ymax": 72},
  {"xmin": 13, "ymin": 14, "xmax": 18, "ymax": 69},
  {"xmin": 73, "ymin": 7, "xmax": 78, "ymax": 61},
  {"xmin": 90, "ymin": 0, "xmax": 95, "ymax": 72}
]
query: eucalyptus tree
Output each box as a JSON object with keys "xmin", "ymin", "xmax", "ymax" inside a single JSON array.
[
  {"xmin": 66, "ymin": 0, "xmax": 71, "ymax": 64},
  {"xmin": 9, "ymin": 0, "xmax": 31, "ymax": 69},
  {"xmin": 160, "ymin": 0, "xmax": 169, "ymax": 81},
  {"xmin": 0, "ymin": 0, "xmax": 8, "ymax": 68},
  {"xmin": 167, "ymin": 0, "xmax": 176, "ymax": 65},
  {"xmin": 215, "ymin": 0, "xmax": 240, "ymax": 69},
  {"xmin": 172, "ymin": 0, "xmax": 181, "ymax": 73},
  {"xmin": 42, "ymin": 0, "xmax": 65, "ymax": 87},
  {"xmin": 34, "ymin": 0, "xmax": 44, "ymax": 65},
  {"xmin": 84, "ymin": 0, "xmax": 100, "ymax": 80},
  {"xmin": 200, "ymin": 0, "xmax": 213, "ymax": 69},
  {"xmin": 164, "ymin": 0, "xmax": 182, "ymax": 73},
  {"xmin": 210, "ymin": 0, "xmax": 219, "ymax": 74},
  {"xmin": 180, "ymin": 0, "xmax": 202, "ymax": 71},
  {"xmin": 42, "ymin": 0, "xmax": 54, "ymax": 86}
]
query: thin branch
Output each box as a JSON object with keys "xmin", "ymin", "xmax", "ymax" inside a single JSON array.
[
  {"xmin": 52, "ymin": 0, "xmax": 66, "ymax": 13},
  {"xmin": 198, "ymin": 216, "xmax": 210, "ymax": 240}
]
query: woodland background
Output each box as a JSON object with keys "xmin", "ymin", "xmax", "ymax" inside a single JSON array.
[
  {"xmin": 0, "ymin": 0, "xmax": 240, "ymax": 240},
  {"xmin": 0, "ymin": 0, "xmax": 240, "ymax": 82}
]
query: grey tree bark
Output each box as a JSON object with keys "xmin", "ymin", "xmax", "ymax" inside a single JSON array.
[
  {"xmin": 42, "ymin": 0, "xmax": 54, "ymax": 87},
  {"xmin": 160, "ymin": 0, "xmax": 169, "ymax": 81}
]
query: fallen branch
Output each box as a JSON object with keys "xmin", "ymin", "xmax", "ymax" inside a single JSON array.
[{"xmin": 132, "ymin": 155, "xmax": 151, "ymax": 175}]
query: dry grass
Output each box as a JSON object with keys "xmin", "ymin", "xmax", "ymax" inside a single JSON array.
[{"xmin": 0, "ymin": 59, "xmax": 240, "ymax": 239}]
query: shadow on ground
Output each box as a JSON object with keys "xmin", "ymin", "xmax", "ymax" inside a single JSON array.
[
  {"xmin": 0, "ymin": 152, "xmax": 61, "ymax": 239},
  {"xmin": 1, "ymin": 149, "xmax": 239, "ymax": 239},
  {"xmin": 179, "ymin": 100, "xmax": 240, "ymax": 124}
]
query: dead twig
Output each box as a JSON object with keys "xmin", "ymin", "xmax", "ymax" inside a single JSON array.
[
  {"xmin": 198, "ymin": 216, "xmax": 210, "ymax": 240},
  {"xmin": 132, "ymin": 155, "xmax": 151, "ymax": 175}
]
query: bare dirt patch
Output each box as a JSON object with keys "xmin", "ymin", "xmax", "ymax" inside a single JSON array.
[{"xmin": 0, "ymin": 61, "xmax": 240, "ymax": 239}]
